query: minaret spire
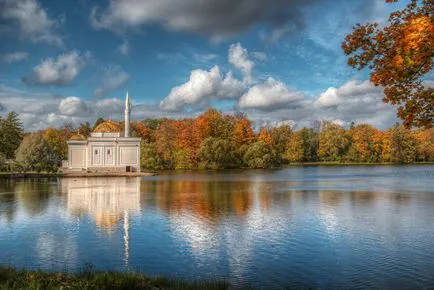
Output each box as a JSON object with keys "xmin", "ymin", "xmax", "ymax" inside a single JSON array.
[{"xmin": 124, "ymin": 91, "xmax": 130, "ymax": 137}]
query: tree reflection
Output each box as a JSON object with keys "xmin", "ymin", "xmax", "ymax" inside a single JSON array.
[{"xmin": 16, "ymin": 178, "xmax": 57, "ymax": 216}]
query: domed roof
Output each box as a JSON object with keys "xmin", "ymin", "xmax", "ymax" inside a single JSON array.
[
  {"xmin": 93, "ymin": 120, "xmax": 122, "ymax": 133},
  {"xmin": 69, "ymin": 132, "xmax": 87, "ymax": 141}
]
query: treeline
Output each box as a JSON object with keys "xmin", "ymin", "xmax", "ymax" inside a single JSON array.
[
  {"xmin": 137, "ymin": 109, "xmax": 433, "ymax": 169},
  {"xmin": 0, "ymin": 109, "xmax": 433, "ymax": 172}
]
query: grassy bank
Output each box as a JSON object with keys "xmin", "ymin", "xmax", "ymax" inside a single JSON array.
[{"xmin": 0, "ymin": 266, "xmax": 228, "ymax": 290}]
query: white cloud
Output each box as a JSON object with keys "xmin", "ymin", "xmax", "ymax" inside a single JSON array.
[
  {"xmin": 93, "ymin": 65, "xmax": 130, "ymax": 97},
  {"xmin": 89, "ymin": 0, "xmax": 315, "ymax": 42},
  {"xmin": 0, "ymin": 0, "xmax": 64, "ymax": 46},
  {"xmin": 118, "ymin": 39, "xmax": 130, "ymax": 56},
  {"xmin": 159, "ymin": 66, "xmax": 245, "ymax": 111},
  {"xmin": 228, "ymin": 43, "xmax": 254, "ymax": 82},
  {"xmin": 1, "ymin": 52, "xmax": 28, "ymax": 63},
  {"xmin": 23, "ymin": 51, "xmax": 90, "ymax": 86},
  {"xmin": 58, "ymin": 96, "xmax": 89, "ymax": 116},
  {"xmin": 315, "ymin": 80, "xmax": 383, "ymax": 110},
  {"xmin": 238, "ymin": 77, "xmax": 305, "ymax": 110}
]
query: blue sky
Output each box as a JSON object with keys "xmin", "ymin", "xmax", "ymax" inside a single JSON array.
[{"xmin": 0, "ymin": 0, "xmax": 410, "ymax": 130}]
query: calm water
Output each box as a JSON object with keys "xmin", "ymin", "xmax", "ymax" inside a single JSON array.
[{"xmin": 1, "ymin": 165, "xmax": 434, "ymax": 288}]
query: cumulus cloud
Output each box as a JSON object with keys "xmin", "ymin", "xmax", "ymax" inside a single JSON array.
[
  {"xmin": 246, "ymin": 79, "xmax": 397, "ymax": 129},
  {"xmin": 228, "ymin": 43, "xmax": 255, "ymax": 82},
  {"xmin": 238, "ymin": 77, "xmax": 305, "ymax": 110},
  {"xmin": 58, "ymin": 96, "xmax": 89, "ymax": 116},
  {"xmin": 1, "ymin": 52, "xmax": 28, "ymax": 63},
  {"xmin": 90, "ymin": 0, "xmax": 316, "ymax": 42},
  {"xmin": 22, "ymin": 51, "xmax": 91, "ymax": 86},
  {"xmin": 0, "ymin": 0, "xmax": 64, "ymax": 46},
  {"xmin": 93, "ymin": 65, "xmax": 130, "ymax": 97},
  {"xmin": 159, "ymin": 66, "xmax": 245, "ymax": 111},
  {"xmin": 315, "ymin": 80, "xmax": 383, "ymax": 110}
]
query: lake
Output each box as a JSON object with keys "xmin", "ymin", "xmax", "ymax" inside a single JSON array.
[{"xmin": 1, "ymin": 165, "xmax": 434, "ymax": 288}]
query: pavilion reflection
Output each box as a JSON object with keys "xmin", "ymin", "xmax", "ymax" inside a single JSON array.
[
  {"xmin": 61, "ymin": 177, "xmax": 140, "ymax": 232},
  {"xmin": 60, "ymin": 177, "xmax": 141, "ymax": 266}
]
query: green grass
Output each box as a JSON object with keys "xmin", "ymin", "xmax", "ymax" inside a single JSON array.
[{"xmin": 0, "ymin": 266, "xmax": 229, "ymax": 290}]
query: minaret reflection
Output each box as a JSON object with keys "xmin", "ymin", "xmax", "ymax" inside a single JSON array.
[{"xmin": 61, "ymin": 177, "xmax": 140, "ymax": 267}]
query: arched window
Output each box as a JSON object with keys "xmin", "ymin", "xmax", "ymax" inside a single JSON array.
[
  {"xmin": 94, "ymin": 149, "xmax": 98, "ymax": 155},
  {"xmin": 107, "ymin": 149, "xmax": 111, "ymax": 155}
]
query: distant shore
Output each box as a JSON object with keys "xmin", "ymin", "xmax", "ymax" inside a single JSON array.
[{"xmin": 0, "ymin": 266, "xmax": 227, "ymax": 289}]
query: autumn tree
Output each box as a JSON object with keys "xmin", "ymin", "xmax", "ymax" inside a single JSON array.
[
  {"xmin": 346, "ymin": 124, "xmax": 382, "ymax": 162},
  {"xmin": 389, "ymin": 124, "xmax": 418, "ymax": 163},
  {"xmin": 176, "ymin": 119, "xmax": 198, "ymax": 165},
  {"xmin": 318, "ymin": 122, "xmax": 349, "ymax": 161},
  {"xmin": 258, "ymin": 128, "xmax": 273, "ymax": 145},
  {"xmin": 232, "ymin": 115, "xmax": 255, "ymax": 146},
  {"xmin": 342, "ymin": 0, "xmax": 434, "ymax": 127},
  {"xmin": 43, "ymin": 127, "xmax": 69, "ymax": 161},
  {"xmin": 414, "ymin": 128, "xmax": 434, "ymax": 161},
  {"xmin": 270, "ymin": 125, "xmax": 292, "ymax": 160},
  {"xmin": 285, "ymin": 128, "xmax": 318, "ymax": 163},
  {"xmin": 285, "ymin": 130, "xmax": 305, "ymax": 163},
  {"xmin": 155, "ymin": 120, "xmax": 178, "ymax": 169}
]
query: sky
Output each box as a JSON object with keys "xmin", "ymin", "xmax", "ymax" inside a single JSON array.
[{"xmin": 0, "ymin": 0, "xmax": 412, "ymax": 131}]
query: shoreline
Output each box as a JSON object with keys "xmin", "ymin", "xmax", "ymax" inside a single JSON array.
[
  {"xmin": 0, "ymin": 266, "xmax": 228, "ymax": 289},
  {"xmin": 0, "ymin": 162, "xmax": 433, "ymax": 179}
]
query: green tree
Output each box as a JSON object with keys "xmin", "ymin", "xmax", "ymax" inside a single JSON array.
[
  {"xmin": 197, "ymin": 137, "xmax": 238, "ymax": 169},
  {"xmin": 15, "ymin": 133, "xmax": 59, "ymax": 172},
  {"xmin": 243, "ymin": 141, "xmax": 277, "ymax": 169},
  {"xmin": 0, "ymin": 111, "xmax": 23, "ymax": 159},
  {"xmin": 140, "ymin": 142, "xmax": 165, "ymax": 170},
  {"xmin": 0, "ymin": 152, "xmax": 6, "ymax": 171},
  {"xmin": 173, "ymin": 149, "xmax": 195, "ymax": 169}
]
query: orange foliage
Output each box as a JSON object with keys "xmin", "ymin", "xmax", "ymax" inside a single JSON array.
[
  {"xmin": 342, "ymin": 0, "xmax": 434, "ymax": 127},
  {"xmin": 258, "ymin": 128, "xmax": 273, "ymax": 145}
]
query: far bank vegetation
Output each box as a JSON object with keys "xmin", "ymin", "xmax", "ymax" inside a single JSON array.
[{"xmin": 0, "ymin": 109, "xmax": 433, "ymax": 172}]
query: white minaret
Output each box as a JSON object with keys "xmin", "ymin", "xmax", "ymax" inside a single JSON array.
[{"xmin": 124, "ymin": 91, "xmax": 130, "ymax": 137}]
